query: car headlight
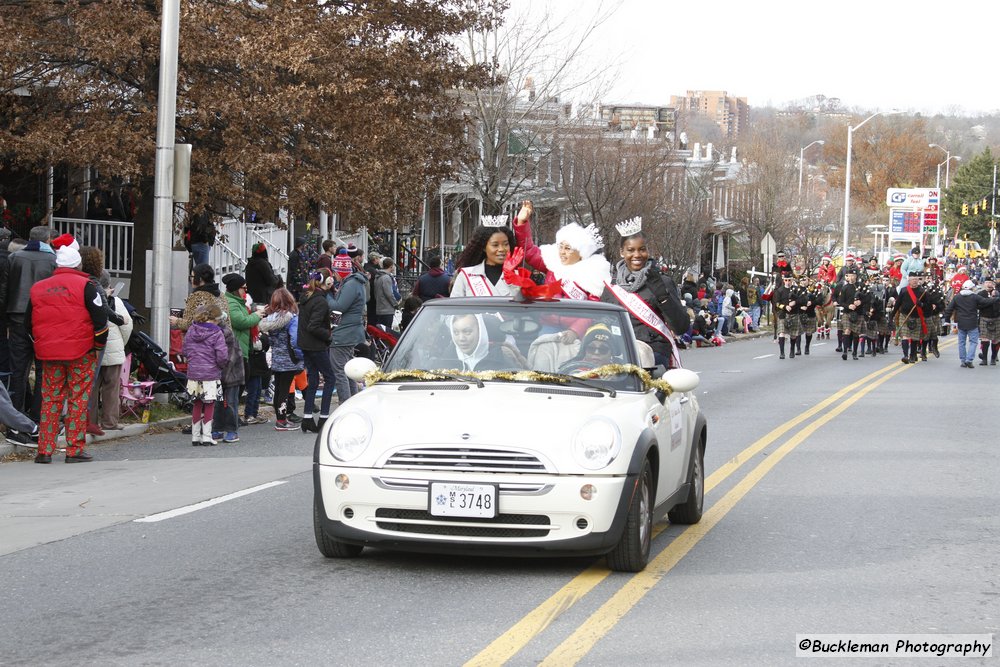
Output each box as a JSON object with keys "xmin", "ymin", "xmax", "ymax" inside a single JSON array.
[
  {"xmin": 572, "ymin": 418, "xmax": 621, "ymax": 470},
  {"xmin": 327, "ymin": 412, "xmax": 373, "ymax": 462}
]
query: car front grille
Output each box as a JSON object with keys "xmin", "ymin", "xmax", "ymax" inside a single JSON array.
[
  {"xmin": 374, "ymin": 508, "xmax": 552, "ymax": 538},
  {"xmin": 383, "ymin": 447, "xmax": 548, "ymax": 473}
]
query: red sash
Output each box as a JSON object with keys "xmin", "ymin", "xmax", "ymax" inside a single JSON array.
[
  {"xmin": 560, "ymin": 280, "xmax": 588, "ymax": 300},
  {"xmin": 462, "ymin": 270, "xmax": 494, "ymax": 296},
  {"xmin": 907, "ymin": 285, "xmax": 927, "ymax": 335},
  {"xmin": 606, "ymin": 283, "xmax": 682, "ymax": 369}
]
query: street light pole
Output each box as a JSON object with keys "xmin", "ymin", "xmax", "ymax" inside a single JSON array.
[
  {"xmin": 151, "ymin": 0, "xmax": 180, "ymax": 349},
  {"xmin": 842, "ymin": 111, "xmax": 899, "ymax": 261},
  {"xmin": 930, "ymin": 143, "xmax": 959, "ymax": 188},
  {"xmin": 798, "ymin": 140, "xmax": 825, "ymax": 200}
]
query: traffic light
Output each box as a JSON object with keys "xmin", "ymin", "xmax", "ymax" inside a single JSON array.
[
  {"xmin": 983, "ymin": 198, "xmax": 989, "ymax": 210},
  {"xmin": 962, "ymin": 203, "xmax": 969, "ymax": 215},
  {"xmin": 973, "ymin": 204, "xmax": 979, "ymax": 215}
]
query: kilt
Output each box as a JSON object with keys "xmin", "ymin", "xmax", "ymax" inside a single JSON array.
[
  {"xmin": 899, "ymin": 314, "xmax": 925, "ymax": 340},
  {"xmin": 781, "ymin": 313, "xmax": 802, "ymax": 337},
  {"xmin": 980, "ymin": 316, "xmax": 1000, "ymax": 341},
  {"xmin": 802, "ymin": 316, "xmax": 817, "ymax": 335},
  {"xmin": 842, "ymin": 310, "xmax": 865, "ymax": 333},
  {"xmin": 924, "ymin": 315, "xmax": 941, "ymax": 337},
  {"xmin": 864, "ymin": 318, "xmax": 879, "ymax": 338},
  {"xmin": 878, "ymin": 317, "xmax": 892, "ymax": 335}
]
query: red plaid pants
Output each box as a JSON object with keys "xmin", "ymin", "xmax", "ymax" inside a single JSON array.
[{"xmin": 38, "ymin": 352, "xmax": 98, "ymax": 457}]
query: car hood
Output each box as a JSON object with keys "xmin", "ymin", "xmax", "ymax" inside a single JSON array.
[{"xmin": 323, "ymin": 382, "xmax": 652, "ymax": 471}]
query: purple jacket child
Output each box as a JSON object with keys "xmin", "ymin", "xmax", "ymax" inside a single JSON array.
[{"xmin": 182, "ymin": 321, "xmax": 228, "ymax": 381}]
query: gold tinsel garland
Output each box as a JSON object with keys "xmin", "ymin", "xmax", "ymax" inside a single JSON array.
[{"xmin": 363, "ymin": 363, "xmax": 674, "ymax": 395}]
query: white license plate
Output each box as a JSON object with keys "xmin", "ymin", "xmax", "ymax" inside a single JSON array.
[{"xmin": 429, "ymin": 482, "xmax": 497, "ymax": 518}]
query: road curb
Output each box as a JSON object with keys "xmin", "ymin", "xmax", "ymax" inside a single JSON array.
[{"xmin": 1, "ymin": 416, "xmax": 191, "ymax": 460}]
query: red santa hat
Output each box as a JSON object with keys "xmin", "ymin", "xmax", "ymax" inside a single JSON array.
[
  {"xmin": 51, "ymin": 233, "xmax": 80, "ymax": 251},
  {"xmin": 821, "ymin": 253, "xmax": 831, "ymax": 261},
  {"xmin": 845, "ymin": 253, "xmax": 856, "ymax": 262},
  {"xmin": 956, "ymin": 264, "xmax": 968, "ymax": 273}
]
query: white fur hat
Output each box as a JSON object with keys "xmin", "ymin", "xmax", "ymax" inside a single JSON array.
[
  {"xmin": 555, "ymin": 223, "xmax": 603, "ymax": 258},
  {"xmin": 55, "ymin": 245, "xmax": 82, "ymax": 268}
]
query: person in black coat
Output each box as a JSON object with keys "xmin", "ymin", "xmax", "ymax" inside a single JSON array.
[
  {"xmin": 942, "ymin": 278, "xmax": 1000, "ymax": 367},
  {"xmin": 245, "ymin": 243, "xmax": 282, "ymax": 305},
  {"xmin": 602, "ymin": 226, "xmax": 690, "ymax": 369},
  {"xmin": 837, "ymin": 269, "xmax": 868, "ymax": 361}
]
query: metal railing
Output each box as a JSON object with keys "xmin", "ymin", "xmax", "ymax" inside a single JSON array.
[
  {"xmin": 51, "ymin": 218, "xmax": 134, "ymax": 277},
  {"xmin": 50, "ymin": 216, "xmax": 289, "ymax": 282}
]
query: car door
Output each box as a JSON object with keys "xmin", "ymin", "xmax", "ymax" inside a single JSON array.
[{"xmin": 647, "ymin": 386, "xmax": 689, "ymax": 504}]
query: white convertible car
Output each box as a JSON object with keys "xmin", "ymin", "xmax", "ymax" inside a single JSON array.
[{"xmin": 313, "ymin": 297, "xmax": 706, "ymax": 572}]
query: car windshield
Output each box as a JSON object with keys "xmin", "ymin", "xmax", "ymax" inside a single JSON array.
[{"xmin": 383, "ymin": 302, "xmax": 644, "ymax": 391}]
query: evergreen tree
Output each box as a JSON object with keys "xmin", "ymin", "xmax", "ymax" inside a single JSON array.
[{"xmin": 942, "ymin": 149, "xmax": 996, "ymax": 246}]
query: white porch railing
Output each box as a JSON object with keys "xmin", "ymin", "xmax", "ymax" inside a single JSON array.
[
  {"xmin": 210, "ymin": 218, "xmax": 289, "ymax": 281},
  {"xmin": 51, "ymin": 216, "xmax": 289, "ymax": 283},
  {"xmin": 51, "ymin": 218, "xmax": 134, "ymax": 278}
]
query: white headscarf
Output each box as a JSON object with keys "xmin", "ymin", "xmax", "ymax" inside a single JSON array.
[{"xmin": 450, "ymin": 313, "xmax": 490, "ymax": 371}]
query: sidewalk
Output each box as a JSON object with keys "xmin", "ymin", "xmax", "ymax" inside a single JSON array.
[{"xmin": 1, "ymin": 416, "xmax": 189, "ymax": 461}]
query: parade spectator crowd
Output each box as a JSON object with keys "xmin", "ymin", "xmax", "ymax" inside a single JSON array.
[{"xmin": 4, "ymin": 213, "xmax": 999, "ymax": 461}]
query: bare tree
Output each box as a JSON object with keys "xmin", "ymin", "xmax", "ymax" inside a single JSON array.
[{"xmin": 457, "ymin": 0, "xmax": 620, "ymax": 214}]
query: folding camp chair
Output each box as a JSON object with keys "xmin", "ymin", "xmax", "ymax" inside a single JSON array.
[{"xmin": 120, "ymin": 353, "xmax": 156, "ymax": 420}]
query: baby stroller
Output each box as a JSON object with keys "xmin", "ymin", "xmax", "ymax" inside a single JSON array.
[
  {"xmin": 127, "ymin": 330, "xmax": 193, "ymax": 411},
  {"xmin": 365, "ymin": 324, "xmax": 398, "ymax": 366}
]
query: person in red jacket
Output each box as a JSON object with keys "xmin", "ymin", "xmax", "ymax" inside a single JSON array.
[
  {"xmin": 25, "ymin": 237, "xmax": 108, "ymax": 463},
  {"xmin": 815, "ymin": 254, "xmax": 836, "ymax": 284}
]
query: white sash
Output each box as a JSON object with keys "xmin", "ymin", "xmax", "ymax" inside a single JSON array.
[
  {"xmin": 561, "ymin": 279, "xmax": 588, "ymax": 300},
  {"xmin": 462, "ymin": 270, "xmax": 495, "ymax": 296},
  {"xmin": 606, "ymin": 283, "xmax": 682, "ymax": 368}
]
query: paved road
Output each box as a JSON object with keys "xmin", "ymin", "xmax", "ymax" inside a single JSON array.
[{"xmin": 1, "ymin": 335, "xmax": 997, "ymax": 665}]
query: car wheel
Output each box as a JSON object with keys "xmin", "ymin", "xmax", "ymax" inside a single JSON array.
[
  {"xmin": 314, "ymin": 498, "xmax": 363, "ymax": 558},
  {"xmin": 668, "ymin": 437, "xmax": 704, "ymax": 525},
  {"xmin": 606, "ymin": 459, "xmax": 652, "ymax": 572}
]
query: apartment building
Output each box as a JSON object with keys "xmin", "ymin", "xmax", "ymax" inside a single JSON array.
[{"xmin": 670, "ymin": 90, "xmax": 749, "ymax": 140}]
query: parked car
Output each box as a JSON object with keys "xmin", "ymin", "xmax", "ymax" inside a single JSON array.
[{"xmin": 312, "ymin": 297, "xmax": 706, "ymax": 572}]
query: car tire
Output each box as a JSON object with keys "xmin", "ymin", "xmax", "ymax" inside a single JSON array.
[
  {"xmin": 314, "ymin": 498, "xmax": 364, "ymax": 558},
  {"xmin": 668, "ymin": 437, "xmax": 704, "ymax": 525},
  {"xmin": 606, "ymin": 458, "xmax": 652, "ymax": 572}
]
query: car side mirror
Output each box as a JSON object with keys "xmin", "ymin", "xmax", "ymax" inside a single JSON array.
[
  {"xmin": 663, "ymin": 368, "xmax": 699, "ymax": 393},
  {"xmin": 345, "ymin": 357, "xmax": 378, "ymax": 382}
]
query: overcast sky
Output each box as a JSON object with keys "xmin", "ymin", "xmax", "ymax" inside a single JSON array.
[{"xmin": 510, "ymin": 0, "xmax": 996, "ymax": 116}]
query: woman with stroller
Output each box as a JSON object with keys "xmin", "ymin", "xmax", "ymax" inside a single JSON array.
[{"xmin": 259, "ymin": 287, "xmax": 303, "ymax": 431}]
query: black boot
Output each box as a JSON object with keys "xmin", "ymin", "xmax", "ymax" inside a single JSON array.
[
  {"xmin": 992, "ymin": 343, "xmax": 999, "ymax": 365},
  {"xmin": 921, "ymin": 340, "xmax": 928, "ymax": 362},
  {"xmin": 852, "ymin": 337, "xmax": 859, "ymax": 360},
  {"xmin": 836, "ymin": 331, "xmax": 843, "ymax": 352},
  {"xmin": 790, "ymin": 336, "xmax": 797, "ymax": 359},
  {"xmin": 842, "ymin": 334, "xmax": 850, "ymax": 360},
  {"xmin": 932, "ymin": 337, "xmax": 940, "ymax": 358},
  {"xmin": 805, "ymin": 335, "xmax": 812, "ymax": 355},
  {"xmin": 909, "ymin": 343, "xmax": 919, "ymax": 364},
  {"xmin": 858, "ymin": 338, "xmax": 865, "ymax": 358},
  {"xmin": 778, "ymin": 338, "xmax": 786, "ymax": 359},
  {"xmin": 300, "ymin": 416, "xmax": 319, "ymax": 433},
  {"xmin": 980, "ymin": 342, "xmax": 989, "ymax": 362},
  {"xmin": 901, "ymin": 340, "xmax": 910, "ymax": 363}
]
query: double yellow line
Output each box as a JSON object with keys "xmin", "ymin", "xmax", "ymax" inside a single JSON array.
[{"xmin": 465, "ymin": 353, "xmax": 931, "ymax": 666}]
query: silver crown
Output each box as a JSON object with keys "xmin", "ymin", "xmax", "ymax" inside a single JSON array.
[
  {"xmin": 583, "ymin": 223, "xmax": 605, "ymax": 250},
  {"xmin": 480, "ymin": 215, "xmax": 508, "ymax": 228},
  {"xmin": 615, "ymin": 216, "xmax": 642, "ymax": 237}
]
